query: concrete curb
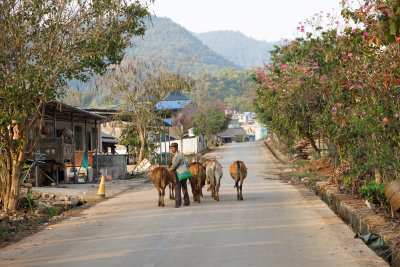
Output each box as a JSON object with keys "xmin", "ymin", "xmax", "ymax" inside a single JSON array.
[
  {"xmin": 315, "ymin": 181, "xmax": 400, "ymax": 266},
  {"xmin": 262, "ymin": 140, "xmax": 400, "ymax": 266}
]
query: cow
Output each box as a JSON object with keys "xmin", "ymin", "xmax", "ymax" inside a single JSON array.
[
  {"xmin": 188, "ymin": 162, "xmax": 206, "ymax": 203},
  {"xmin": 203, "ymin": 160, "xmax": 223, "ymax": 201},
  {"xmin": 150, "ymin": 167, "xmax": 175, "ymax": 207},
  {"xmin": 229, "ymin": 161, "xmax": 247, "ymax": 200}
]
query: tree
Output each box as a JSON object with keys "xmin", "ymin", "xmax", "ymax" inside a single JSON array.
[
  {"xmin": 0, "ymin": 0, "xmax": 151, "ymax": 211},
  {"xmin": 172, "ymin": 104, "xmax": 195, "ymax": 151},
  {"xmin": 99, "ymin": 57, "xmax": 193, "ymax": 163},
  {"xmin": 192, "ymin": 100, "xmax": 231, "ymax": 145}
]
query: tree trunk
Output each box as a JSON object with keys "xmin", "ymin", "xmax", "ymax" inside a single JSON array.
[
  {"xmin": 180, "ymin": 138, "xmax": 183, "ymax": 153},
  {"xmin": 305, "ymin": 132, "xmax": 321, "ymax": 155},
  {"xmin": 1, "ymin": 152, "xmax": 24, "ymax": 211},
  {"xmin": 138, "ymin": 129, "xmax": 145, "ymax": 164}
]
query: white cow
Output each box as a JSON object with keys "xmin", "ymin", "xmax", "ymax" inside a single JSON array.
[{"xmin": 203, "ymin": 160, "xmax": 223, "ymax": 201}]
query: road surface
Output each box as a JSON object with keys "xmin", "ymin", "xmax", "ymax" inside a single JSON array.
[{"xmin": 0, "ymin": 142, "xmax": 388, "ymax": 267}]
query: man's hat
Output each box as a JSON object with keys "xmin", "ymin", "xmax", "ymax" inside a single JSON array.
[{"xmin": 170, "ymin": 142, "xmax": 178, "ymax": 148}]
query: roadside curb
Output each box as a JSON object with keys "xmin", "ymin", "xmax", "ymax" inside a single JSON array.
[
  {"xmin": 315, "ymin": 181, "xmax": 400, "ymax": 266},
  {"xmin": 262, "ymin": 140, "xmax": 400, "ymax": 266}
]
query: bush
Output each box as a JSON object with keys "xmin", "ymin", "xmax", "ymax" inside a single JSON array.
[{"xmin": 359, "ymin": 182, "xmax": 388, "ymax": 208}]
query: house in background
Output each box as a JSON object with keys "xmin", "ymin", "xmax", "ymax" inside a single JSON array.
[
  {"xmin": 217, "ymin": 128, "xmax": 246, "ymax": 143},
  {"xmin": 156, "ymin": 91, "xmax": 207, "ymax": 156}
]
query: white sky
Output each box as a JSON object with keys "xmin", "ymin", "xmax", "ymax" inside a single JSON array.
[{"xmin": 151, "ymin": 0, "xmax": 345, "ymax": 42}]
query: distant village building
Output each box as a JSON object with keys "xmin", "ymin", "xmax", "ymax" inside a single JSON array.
[{"xmin": 217, "ymin": 128, "xmax": 246, "ymax": 143}]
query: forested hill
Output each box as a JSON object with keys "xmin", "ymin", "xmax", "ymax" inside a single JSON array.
[
  {"xmin": 124, "ymin": 16, "xmax": 241, "ymax": 76},
  {"xmin": 193, "ymin": 31, "xmax": 277, "ymax": 69}
]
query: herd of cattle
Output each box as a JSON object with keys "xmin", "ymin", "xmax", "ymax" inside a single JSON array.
[{"xmin": 150, "ymin": 159, "xmax": 247, "ymax": 207}]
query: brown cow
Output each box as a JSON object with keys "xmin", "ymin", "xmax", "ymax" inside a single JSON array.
[
  {"xmin": 188, "ymin": 162, "xmax": 206, "ymax": 203},
  {"xmin": 150, "ymin": 167, "xmax": 175, "ymax": 207},
  {"xmin": 229, "ymin": 161, "xmax": 247, "ymax": 200},
  {"xmin": 165, "ymin": 167, "xmax": 175, "ymax": 200},
  {"xmin": 203, "ymin": 160, "xmax": 223, "ymax": 201}
]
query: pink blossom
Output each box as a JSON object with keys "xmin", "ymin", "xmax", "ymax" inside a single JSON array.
[
  {"xmin": 341, "ymin": 51, "xmax": 346, "ymax": 55},
  {"xmin": 343, "ymin": 58, "xmax": 348, "ymax": 62},
  {"xmin": 348, "ymin": 53, "xmax": 353, "ymax": 57},
  {"xmin": 336, "ymin": 103, "xmax": 342, "ymax": 107},
  {"xmin": 363, "ymin": 31, "xmax": 369, "ymax": 36},
  {"xmin": 395, "ymin": 113, "xmax": 399, "ymax": 118},
  {"xmin": 332, "ymin": 107, "xmax": 337, "ymax": 110},
  {"xmin": 362, "ymin": 110, "xmax": 366, "ymax": 115},
  {"xmin": 345, "ymin": 20, "xmax": 349, "ymax": 24},
  {"xmin": 351, "ymin": 29, "xmax": 356, "ymax": 33},
  {"xmin": 335, "ymin": 21, "xmax": 340, "ymax": 25}
]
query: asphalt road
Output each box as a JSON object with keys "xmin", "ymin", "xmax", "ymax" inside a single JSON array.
[{"xmin": 0, "ymin": 142, "xmax": 388, "ymax": 267}]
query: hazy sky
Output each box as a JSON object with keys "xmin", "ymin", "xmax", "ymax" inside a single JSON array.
[{"xmin": 151, "ymin": 0, "xmax": 344, "ymax": 42}]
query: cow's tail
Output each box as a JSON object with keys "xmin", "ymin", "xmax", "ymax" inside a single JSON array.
[{"xmin": 234, "ymin": 161, "xmax": 240, "ymax": 188}]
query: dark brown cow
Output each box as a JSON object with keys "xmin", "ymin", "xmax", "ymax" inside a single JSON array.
[
  {"xmin": 229, "ymin": 161, "xmax": 247, "ymax": 200},
  {"xmin": 150, "ymin": 167, "xmax": 175, "ymax": 207},
  {"xmin": 188, "ymin": 162, "xmax": 206, "ymax": 203}
]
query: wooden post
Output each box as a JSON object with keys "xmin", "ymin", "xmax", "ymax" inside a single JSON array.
[
  {"xmin": 53, "ymin": 107, "xmax": 57, "ymax": 138},
  {"xmin": 168, "ymin": 127, "xmax": 171, "ymax": 163},
  {"xmin": 160, "ymin": 131, "xmax": 163, "ymax": 164},
  {"xmin": 96, "ymin": 119, "xmax": 100, "ymax": 180},
  {"xmin": 72, "ymin": 112, "xmax": 77, "ymax": 182}
]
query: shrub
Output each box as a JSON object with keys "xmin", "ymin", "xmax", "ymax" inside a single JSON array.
[{"xmin": 359, "ymin": 182, "xmax": 388, "ymax": 208}]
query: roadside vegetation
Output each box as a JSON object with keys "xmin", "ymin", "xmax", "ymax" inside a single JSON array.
[{"xmin": 254, "ymin": 0, "xmax": 400, "ymax": 210}]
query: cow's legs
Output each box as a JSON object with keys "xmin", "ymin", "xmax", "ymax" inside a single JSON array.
[
  {"xmin": 190, "ymin": 179, "xmax": 197, "ymax": 202},
  {"xmin": 161, "ymin": 187, "xmax": 166, "ymax": 207},
  {"xmin": 206, "ymin": 176, "xmax": 211, "ymax": 191},
  {"xmin": 239, "ymin": 178, "xmax": 244, "ymax": 200},
  {"xmin": 236, "ymin": 180, "xmax": 240, "ymax": 200},
  {"xmin": 214, "ymin": 178, "xmax": 220, "ymax": 201},
  {"xmin": 198, "ymin": 178, "xmax": 202, "ymax": 203},
  {"xmin": 169, "ymin": 183, "xmax": 175, "ymax": 200},
  {"xmin": 157, "ymin": 187, "xmax": 162, "ymax": 206}
]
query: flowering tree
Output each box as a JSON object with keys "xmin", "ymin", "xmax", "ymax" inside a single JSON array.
[{"xmin": 254, "ymin": 3, "xmax": 400, "ymax": 189}]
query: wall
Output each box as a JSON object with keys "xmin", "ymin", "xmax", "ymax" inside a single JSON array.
[
  {"xmin": 157, "ymin": 135, "xmax": 207, "ymax": 155},
  {"xmin": 91, "ymin": 154, "xmax": 127, "ymax": 180}
]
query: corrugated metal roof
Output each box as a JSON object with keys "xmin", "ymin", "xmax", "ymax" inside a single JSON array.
[
  {"xmin": 217, "ymin": 128, "xmax": 246, "ymax": 138},
  {"xmin": 163, "ymin": 91, "xmax": 191, "ymax": 101},
  {"xmin": 155, "ymin": 100, "xmax": 191, "ymax": 111}
]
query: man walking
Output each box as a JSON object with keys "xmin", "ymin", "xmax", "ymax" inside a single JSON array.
[{"xmin": 169, "ymin": 142, "xmax": 190, "ymax": 208}]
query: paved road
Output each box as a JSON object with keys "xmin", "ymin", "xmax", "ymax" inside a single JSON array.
[{"xmin": 0, "ymin": 142, "xmax": 388, "ymax": 267}]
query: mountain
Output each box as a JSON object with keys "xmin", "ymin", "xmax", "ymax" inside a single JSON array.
[
  {"xmin": 124, "ymin": 16, "xmax": 241, "ymax": 77},
  {"xmin": 193, "ymin": 31, "xmax": 277, "ymax": 69}
]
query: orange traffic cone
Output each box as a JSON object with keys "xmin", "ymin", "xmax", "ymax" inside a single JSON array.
[{"xmin": 98, "ymin": 175, "xmax": 106, "ymax": 198}]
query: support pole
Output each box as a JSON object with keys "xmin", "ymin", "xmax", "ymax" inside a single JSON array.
[
  {"xmin": 168, "ymin": 127, "xmax": 171, "ymax": 164},
  {"xmin": 53, "ymin": 107, "xmax": 57, "ymax": 138},
  {"xmin": 71, "ymin": 112, "xmax": 77, "ymax": 182},
  {"xmin": 160, "ymin": 131, "xmax": 163, "ymax": 164},
  {"xmin": 96, "ymin": 119, "xmax": 100, "ymax": 180}
]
